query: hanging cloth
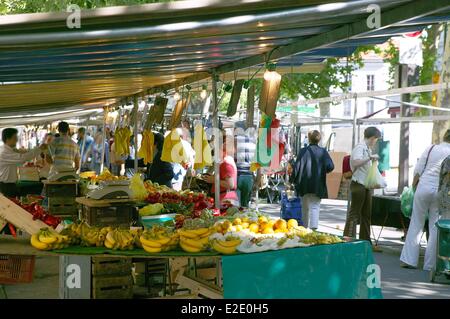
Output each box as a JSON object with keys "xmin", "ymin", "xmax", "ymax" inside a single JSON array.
[
  {"xmin": 193, "ymin": 124, "xmax": 212, "ymax": 170},
  {"xmin": 138, "ymin": 129, "xmax": 155, "ymax": 165}
]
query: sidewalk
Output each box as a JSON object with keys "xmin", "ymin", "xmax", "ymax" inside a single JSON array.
[{"xmin": 258, "ymin": 198, "xmax": 450, "ymax": 299}]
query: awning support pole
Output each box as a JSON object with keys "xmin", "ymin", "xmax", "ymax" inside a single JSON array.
[
  {"xmin": 133, "ymin": 96, "xmax": 139, "ymax": 173},
  {"xmin": 100, "ymin": 106, "xmax": 107, "ymax": 173},
  {"xmin": 211, "ymin": 72, "xmax": 220, "ymax": 209}
]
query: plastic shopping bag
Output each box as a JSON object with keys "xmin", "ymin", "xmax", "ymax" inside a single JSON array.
[
  {"xmin": 364, "ymin": 160, "xmax": 387, "ymax": 189},
  {"xmin": 400, "ymin": 187, "xmax": 414, "ymax": 218}
]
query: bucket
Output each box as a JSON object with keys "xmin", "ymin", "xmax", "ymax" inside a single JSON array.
[{"xmin": 140, "ymin": 214, "xmax": 176, "ymax": 229}]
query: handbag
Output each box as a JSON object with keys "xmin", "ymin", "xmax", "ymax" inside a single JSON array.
[{"xmin": 412, "ymin": 145, "xmax": 435, "ymax": 190}]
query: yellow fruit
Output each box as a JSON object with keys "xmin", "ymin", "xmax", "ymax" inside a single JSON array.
[
  {"xmin": 235, "ymin": 225, "xmax": 243, "ymax": 232},
  {"xmin": 241, "ymin": 222, "xmax": 249, "ymax": 229},
  {"xmin": 229, "ymin": 226, "xmax": 237, "ymax": 232},
  {"xmin": 104, "ymin": 239, "xmax": 114, "ymax": 249},
  {"xmin": 258, "ymin": 216, "xmax": 268, "ymax": 224},
  {"xmin": 212, "ymin": 241, "xmax": 237, "ymax": 254},
  {"xmin": 142, "ymin": 245, "xmax": 162, "ymax": 253},
  {"xmin": 259, "ymin": 221, "xmax": 268, "ymax": 230},
  {"xmin": 274, "ymin": 219, "xmax": 288, "ymax": 231},
  {"xmin": 233, "ymin": 218, "xmax": 242, "ymax": 225},
  {"xmin": 288, "ymin": 219, "xmax": 298, "ymax": 229},
  {"xmin": 218, "ymin": 239, "xmax": 241, "ymax": 247},
  {"xmin": 198, "ymin": 236, "xmax": 209, "ymax": 246},
  {"xmin": 155, "ymin": 237, "xmax": 171, "ymax": 245},
  {"xmin": 274, "ymin": 229, "xmax": 287, "ymax": 233},
  {"xmin": 39, "ymin": 232, "xmax": 57, "ymax": 244},
  {"xmin": 178, "ymin": 229, "xmax": 200, "ymax": 239},
  {"xmin": 31, "ymin": 234, "xmax": 49, "ymax": 250},
  {"xmin": 262, "ymin": 227, "xmax": 274, "ymax": 234},
  {"xmin": 214, "ymin": 224, "xmax": 223, "ymax": 233},
  {"xmin": 140, "ymin": 236, "xmax": 162, "ymax": 248},
  {"xmin": 249, "ymin": 223, "xmax": 259, "ymax": 233},
  {"xmin": 181, "ymin": 237, "xmax": 204, "ymax": 249},
  {"xmin": 190, "ymin": 228, "xmax": 210, "ymax": 236},
  {"xmin": 242, "ymin": 217, "xmax": 250, "ymax": 223},
  {"xmin": 180, "ymin": 242, "xmax": 202, "ymax": 253},
  {"xmin": 199, "ymin": 230, "xmax": 211, "ymax": 238},
  {"xmin": 221, "ymin": 220, "xmax": 232, "ymax": 231},
  {"xmin": 267, "ymin": 220, "xmax": 276, "ymax": 229}
]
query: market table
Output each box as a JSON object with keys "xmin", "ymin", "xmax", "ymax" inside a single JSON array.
[
  {"xmin": 16, "ymin": 180, "xmax": 44, "ymax": 197},
  {"xmin": 0, "ymin": 235, "xmax": 382, "ymax": 299}
]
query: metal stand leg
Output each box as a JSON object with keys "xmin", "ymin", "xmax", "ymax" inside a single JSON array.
[{"xmin": 0, "ymin": 285, "xmax": 7, "ymax": 299}]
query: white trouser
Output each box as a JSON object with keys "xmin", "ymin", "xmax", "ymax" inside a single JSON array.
[
  {"xmin": 302, "ymin": 194, "xmax": 321, "ymax": 229},
  {"xmin": 400, "ymin": 183, "xmax": 440, "ymax": 270}
]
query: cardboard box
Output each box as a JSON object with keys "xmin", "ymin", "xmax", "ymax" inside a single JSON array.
[
  {"xmin": 327, "ymin": 172, "xmax": 343, "ymax": 199},
  {"xmin": 329, "ymin": 151, "xmax": 348, "ymax": 173}
]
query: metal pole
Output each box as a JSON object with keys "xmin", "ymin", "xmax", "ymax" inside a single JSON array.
[
  {"xmin": 211, "ymin": 72, "xmax": 220, "ymax": 209},
  {"xmin": 100, "ymin": 106, "xmax": 107, "ymax": 173},
  {"xmin": 351, "ymin": 96, "xmax": 358, "ymax": 149},
  {"xmin": 133, "ymin": 96, "xmax": 139, "ymax": 173}
]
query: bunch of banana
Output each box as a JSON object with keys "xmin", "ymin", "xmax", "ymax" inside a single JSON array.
[
  {"xmin": 59, "ymin": 226, "xmax": 81, "ymax": 245},
  {"xmin": 104, "ymin": 229, "xmax": 135, "ymax": 250},
  {"xmin": 30, "ymin": 227, "xmax": 70, "ymax": 251},
  {"xmin": 178, "ymin": 227, "xmax": 211, "ymax": 253},
  {"xmin": 80, "ymin": 226, "xmax": 106, "ymax": 247},
  {"xmin": 130, "ymin": 228, "xmax": 143, "ymax": 248},
  {"xmin": 140, "ymin": 227, "xmax": 179, "ymax": 253},
  {"xmin": 211, "ymin": 236, "xmax": 241, "ymax": 255}
]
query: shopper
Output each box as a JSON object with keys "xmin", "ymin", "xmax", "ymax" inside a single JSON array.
[
  {"xmin": 343, "ymin": 127, "xmax": 381, "ymax": 247},
  {"xmin": 77, "ymin": 127, "xmax": 94, "ymax": 172},
  {"xmin": 438, "ymin": 155, "xmax": 450, "ymax": 219},
  {"xmin": 291, "ymin": 130, "xmax": 334, "ymax": 229},
  {"xmin": 46, "ymin": 122, "xmax": 80, "ymax": 175},
  {"xmin": 147, "ymin": 132, "xmax": 174, "ymax": 187},
  {"xmin": 0, "ymin": 128, "xmax": 46, "ymax": 197},
  {"xmin": 400, "ymin": 129, "xmax": 450, "ymax": 270},
  {"xmin": 234, "ymin": 125, "xmax": 257, "ymax": 207},
  {"xmin": 92, "ymin": 131, "xmax": 110, "ymax": 175},
  {"xmin": 203, "ymin": 135, "xmax": 239, "ymax": 206}
]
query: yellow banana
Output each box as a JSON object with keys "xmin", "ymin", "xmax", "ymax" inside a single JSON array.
[
  {"xmin": 106, "ymin": 231, "xmax": 116, "ymax": 245},
  {"xmin": 199, "ymin": 236, "xmax": 209, "ymax": 246},
  {"xmin": 190, "ymin": 228, "xmax": 210, "ymax": 236},
  {"xmin": 39, "ymin": 231, "xmax": 57, "ymax": 244},
  {"xmin": 180, "ymin": 241, "xmax": 202, "ymax": 253},
  {"xmin": 140, "ymin": 236, "xmax": 162, "ymax": 248},
  {"xmin": 180, "ymin": 236, "xmax": 204, "ymax": 249},
  {"xmin": 31, "ymin": 234, "xmax": 49, "ymax": 250},
  {"xmin": 178, "ymin": 229, "xmax": 199, "ymax": 239},
  {"xmin": 212, "ymin": 240, "xmax": 237, "ymax": 255},
  {"xmin": 104, "ymin": 239, "xmax": 114, "ymax": 249},
  {"xmin": 217, "ymin": 239, "xmax": 241, "ymax": 247},
  {"xmin": 155, "ymin": 236, "xmax": 171, "ymax": 245},
  {"xmin": 142, "ymin": 245, "xmax": 162, "ymax": 253}
]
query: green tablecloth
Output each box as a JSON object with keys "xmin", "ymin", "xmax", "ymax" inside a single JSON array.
[
  {"xmin": 53, "ymin": 246, "xmax": 219, "ymax": 257},
  {"xmin": 222, "ymin": 240, "xmax": 382, "ymax": 299}
]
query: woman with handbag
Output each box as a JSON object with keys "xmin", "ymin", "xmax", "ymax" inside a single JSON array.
[
  {"xmin": 291, "ymin": 130, "xmax": 334, "ymax": 229},
  {"xmin": 400, "ymin": 129, "xmax": 450, "ymax": 270},
  {"xmin": 343, "ymin": 127, "xmax": 381, "ymax": 248}
]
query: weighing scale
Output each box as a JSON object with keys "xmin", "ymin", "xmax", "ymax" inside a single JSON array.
[
  {"xmin": 47, "ymin": 169, "xmax": 79, "ymax": 182},
  {"xmin": 86, "ymin": 180, "xmax": 132, "ymax": 200}
]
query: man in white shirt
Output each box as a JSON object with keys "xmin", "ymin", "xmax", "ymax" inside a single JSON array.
[
  {"xmin": 343, "ymin": 127, "xmax": 381, "ymax": 247},
  {"xmin": 0, "ymin": 128, "xmax": 47, "ymax": 197}
]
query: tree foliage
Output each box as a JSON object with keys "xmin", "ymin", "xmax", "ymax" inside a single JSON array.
[{"xmin": 0, "ymin": 0, "xmax": 173, "ymax": 14}]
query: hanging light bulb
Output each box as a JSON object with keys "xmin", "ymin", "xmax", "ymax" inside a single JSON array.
[
  {"xmin": 200, "ymin": 84, "xmax": 208, "ymax": 99},
  {"xmin": 259, "ymin": 62, "xmax": 281, "ymax": 117},
  {"xmin": 173, "ymin": 90, "xmax": 181, "ymax": 101},
  {"xmin": 263, "ymin": 62, "xmax": 281, "ymax": 82}
]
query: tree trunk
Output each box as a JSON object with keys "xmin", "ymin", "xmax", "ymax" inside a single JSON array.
[{"xmin": 432, "ymin": 23, "xmax": 450, "ymax": 143}]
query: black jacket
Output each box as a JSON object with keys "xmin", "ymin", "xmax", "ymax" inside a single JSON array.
[
  {"xmin": 291, "ymin": 144, "xmax": 335, "ymax": 199},
  {"xmin": 146, "ymin": 151, "xmax": 174, "ymax": 188}
]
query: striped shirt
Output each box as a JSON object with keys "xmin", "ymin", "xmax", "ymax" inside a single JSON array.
[
  {"xmin": 235, "ymin": 130, "xmax": 256, "ymax": 175},
  {"xmin": 49, "ymin": 135, "xmax": 79, "ymax": 172}
]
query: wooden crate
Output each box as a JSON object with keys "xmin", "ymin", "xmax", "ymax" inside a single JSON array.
[
  {"xmin": 91, "ymin": 257, "xmax": 133, "ymax": 299},
  {"xmin": 92, "ymin": 257, "xmax": 132, "ymax": 276},
  {"xmin": 44, "ymin": 181, "xmax": 78, "ymax": 197},
  {"xmin": 0, "ymin": 194, "xmax": 51, "ymax": 235},
  {"xmin": 48, "ymin": 197, "xmax": 78, "ymax": 219},
  {"xmin": 81, "ymin": 205, "xmax": 135, "ymax": 227},
  {"xmin": 92, "ymin": 274, "xmax": 134, "ymax": 299}
]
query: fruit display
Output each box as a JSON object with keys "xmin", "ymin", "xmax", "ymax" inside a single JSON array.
[
  {"xmin": 104, "ymin": 228, "xmax": 135, "ymax": 250},
  {"xmin": 178, "ymin": 225, "xmax": 212, "ymax": 253},
  {"xmin": 140, "ymin": 226, "xmax": 179, "ymax": 253},
  {"xmin": 139, "ymin": 203, "xmax": 165, "ymax": 216},
  {"xmin": 130, "ymin": 173, "xmax": 148, "ymax": 201},
  {"xmin": 30, "ymin": 227, "xmax": 71, "ymax": 250},
  {"xmin": 92, "ymin": 168, "xmax": 128, "ymax": 184},
  {"xmin": 210, "ymin": 235, "xmax": 242, "ymax": 255}
]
